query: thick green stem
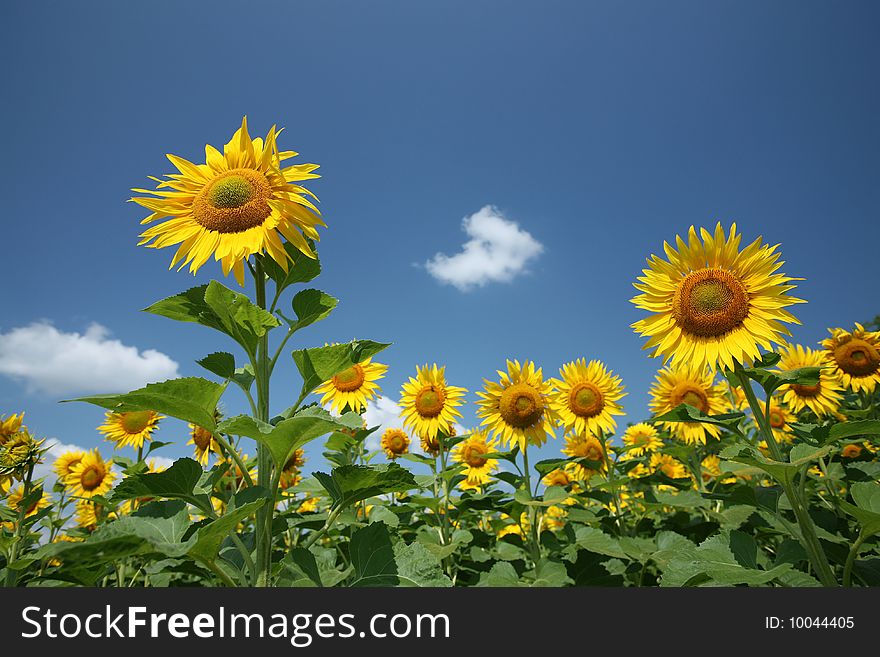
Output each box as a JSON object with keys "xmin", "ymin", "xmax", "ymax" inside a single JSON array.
[
  {"xmin": 302, "ymin": 506, "xmax": 343, "ymax": 550},
  {"xmin": 521, "ymin": 444, "xmax": 541, "ymax": 565},
  {"xmin": 735, "ymin": 367, "xmax": 838, "ymax": 586},
  {"xmin": 253, "ymin": 256, "xmax": 274, "ymax": 586},
  {"xmin": 4, "ymin": 462, "xmax": 35, "ymax": 587},
  {"xmin": 843, "ymin": 533, "xmax": 868, "ymax": 587}
]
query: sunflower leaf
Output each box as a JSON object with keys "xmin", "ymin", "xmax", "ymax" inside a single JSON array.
[
  {"xmin": 286, "ymin": 289, "xmax": 338, "ymax": 332},
  {"xmin": 197, "ymin": 352, "xmax": 236, "ymax": 380},
  {"xmin": 314, "ymin": 463, "xmax": 419, "ymax": 510},
  {"xmin": 292, "ymin": 340, "xmax": 391, "ymax": 397},
  {"xmin": 110, "ymin": 458, "xmax": 212, "ymax": 511},
  {"xmin": 348, "ymin": 521, "xmax": 398, "ymax": 587},
  {"xmin": 65, "ymin": 377, "xmax": 226, "ymax": 431},
  {"xmin": 203, "ymin": 280, "xmax": 281, "ymax": 354},
  {"xmin": 653, "ymin": 403, "xmax": 745, "ymax": 433},
  {"xmin": 262, "ymin": 242, "xmax": 322, "ymax": 294},
  {"xmin": 187, "ymin": 500, "xmax": 266, "ymax": 565},
  {"xmin": 743, "ymin": 365, "xmax": 822, "ymax": 397}
]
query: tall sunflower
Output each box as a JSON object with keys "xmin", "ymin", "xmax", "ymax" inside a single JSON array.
[
  {"xmin": 98, "ymin": 410, "xmax": 162, "ymax": 450},
  {"xmin": 477, "ymin": 360, "xmax": 559, "ymax": 450},
  {"xmin": 821, "ymin": 323, "xmax": 880, "ymax": 394},
  {"xmin": 776, "ymin": 343, "xmax": 844, "ymax": 416},
  {"xmin": 550, "ymin": 359, "xmax": 626, "ymax": 437},
  {"xmin": 631, "ymin": 223, "xmax": 803, "ymax": 371},
  {"xmin": 316, "ymin": 358, "xmax": 387, "ymax": 414},
  {"xmin": 53, "ymin": 451, "xmax": 85, "ymax": 481},
  {"xmin": 132, "ymin": 117, "xmax": 324, "ymax": 285},
  {"xmin": 399, "ymin": 364, "xmax": 466, "ymax": 440},
  {"xmin": 561, "ymin": 433, "xmax": 607, "ymax": 481},
  {"xmin": 649, "ymin": 364, "xmax": 726, "ymax": 445},
  {"xmin": 64, "ymin": 450, "xmax": 115, "ymax": 499},
  {"xmin": 380, "ymin": 428, "xmax": 410, "ymax": 459},
  {"xmin": 622, "ymin": 423, "xmax": 663, "ymax": 456},
  {"xmin": 451, "ymin": 430, "xmax": 499, "ymax": 491}
]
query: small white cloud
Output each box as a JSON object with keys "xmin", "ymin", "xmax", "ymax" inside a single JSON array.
[
  {"xmin": 424, "ymin": 205, "xmax": 544, "ymax": 291},
  {"xmin": 0, "ymin": 322, "xmax": 180, "ymax": 396},
  {"xmin": 362, "ymin": 396, "xmax": 406, "ymax": 450}
]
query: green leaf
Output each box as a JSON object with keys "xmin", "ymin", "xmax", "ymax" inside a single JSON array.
[
  {"xmin": 197, "ymin": 352, "xmax": 236, "ymax": 380},
  {"xmin": 393, "ymin": 541, "xmax": 452, "ymax": 587},
  {"xmin": 292, "ymin": 340, "xmax": 390, "ymax": 397},
  {"xmin": 416, "ymin": 529, "xmax": 473, "ymax": 560},
  {"xmin": 745, "ymin": 365, "xmax": 821, "ymax": 397},
  {"xmin": 203, "ymin": 280, "xmax": 280, "ymax": 354},
  {"xmin": 288, "ymin": 289, "xmax": 338, "ymax": 332},
  {"xmin": 476, "ymin": 562, "xmax": 522, "ymax": 587},
  {"xmin": 187, "ymin": 500, "xmax": 265, "ymax": 564},
  {"xmin": 262, "ymin": 242, "xmax": 322, "ymax": 293},
  {"xmin": 218, "ymin": 413, "xmax": 348, "ymax": 470},
  {"xmin": 144, "ymin": 284, "xmax": 219, "ymax": 328},
  {"xmin": 110, "ymin": 458, "xmax": 211, "ymax": 511},
  {"xmin": 653, "ymin": 403, "xmax": 744, "ymax": 433},
  {"xmin": 281, "ymin": 548, "xmax": 324, "ymax": 587},
  {"xmin": 514, "ymin": 486, "xmax": 567, "ymax": 507},
  {"xmin": 531, "ymin": 559, "xmax": 574, "ymax": 587},
  {"xmin": 349, "ymin": 522, "xmax": 398, "ymax": 587},
  {"xmin": 66, "ymin": 377, "xmax": 226, "ymax": 431},
  {"xmin": 574, "ymin": 527, "xmax": 628, "ymax": 559},
  {"xmin": 313, "ymin": 463, "xmax": 418, "ymax": 510},
  {"xmin": 652, "ymin": 489, "xmax": 710, "ymax": 509}
]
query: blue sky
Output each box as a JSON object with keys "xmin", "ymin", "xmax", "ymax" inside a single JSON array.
[{"xmin": 1, "ymin": 1, "xmax": 878, "ymax": 477}]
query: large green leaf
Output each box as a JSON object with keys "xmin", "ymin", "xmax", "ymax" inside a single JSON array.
[
  {"xmin": 313, "ymin": 463, "xmax": 418, "ymax": 510},
  {"xmin": 66, "ymin": 377, "xmax": 226, "ymax": 430},
  {"xmin": 574, "ymin": 527, "xmax": 628, "ymax": 559},
  {"xmin": 197, "ymin": 352, "xmax": 236, "ymax": 380},
  {"xmin": 292, "ymin": 340, "xmax": 390, "ymax": 396},
  {"xmin": 653, "ymin": 403, "xmax": 745, "ymax": 433},
  {"xmin": 218, "ymin": 412, "xmax": 351, "ymax": 469},
  {"xmin": 348, "ymin": 522, "xmax": 398, "ymax": 587},
  {"xmin": 110, "ymin": 458, "xmax": 212, "ymax": 511},
  {"xmin": 262, "ymin": 242, "xmax": 322, "ymax": 293},
  {"xmin": 393, "ymin": 541, "xmax": 452, "ymax": 587},
  {"xmin": 188, "ymin": 500, "xmax": 265, "ymax": 564},
  {"xmin": 745, "ymin": 365, "xmax": 821, "ymax": 397},
  {"xmin": 287, "ymin": 289, "xmax": 338, "ymax": 332}
]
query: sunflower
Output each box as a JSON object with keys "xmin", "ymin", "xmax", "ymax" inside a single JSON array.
[
  {"xmin": 631, "ymin": 223, "xmax": 803, "ymax": 371},
  {"xmin": 316, "ymin": 358, "xmax": 387, "ymax": 414},
  {"xmin": 562, "ymin": 433, "xmax": 607, "ymax": 481},
  {"xmin": 6, "ymin": 484, "xmax": 51, "ymax": 519},
  {"xmin": 622, "ymin": 423, "xmax": 663, "ymax": 456},
  {"xmin": 381, "ymin": 428, "xmax": 410, "ymax": 459},
  {"xmin": 477, "ymin": 360, "xmax": 559, "ymax": 450},
  {"xmin": 542, "ymin": 468, "xmax": 572, "ymax": 488},
  {"xmin": 297, "ymin": 496, "xmax": 320, "ymax": 514},
  {"xmin": 420, "ymin": 433, "xmax": 442, "ymax": 457},
  {"xmin": 98, "ymin": 410, "xmax": 162, "ymax": 451},
  {"xmin": 399, "ymin": 364, "xmax": 467, "ymax": 440},
  {"xmin": 132, "ymin": 117, "xmax": 324, "ymax": 285},
  {"xmin": 279, "ymin": 448, "xmax": 307, "ymax": 489},
  {"xmin": 187, "ymin": 422, "xmax": 221, "ymax": 465},
  {"xmin": 821, "ymin": 323, "xmax": 880, "ymax": 394},
  {"xmin": 840, "ymin": 444, "xmax": 864, "ymax": 459},
  {"xmin": 776, "ymin": 343, "xmax": 844, "ymax": 417},
  {"xmin": 451, "ymin": 430, "xmax": 499, "ymax": 491},
  {"xmin": 649, "ymin": 453, "xmax": 690, "ymax": 480},
  {"xmin": 0, "ymin": 412, "xmax": 25, "ymax": 445},
  {"xmin": 0, "ymin": 430, "xmax": 45, "ymax": 478},
  {"xmin": 543, "ymin": 505, "xmax": 567, "ymax": 531},
  {"xmin": 64, "ymin": 450, "xmax": 115, "ymax": 499},
  {"xmin": 53, "ymin": 451, "xmax": 85, "ymax": 481},
  {"xmin": 75, "ymin": 500, "xmax": 102, "ymax": 530},
  {"xmin": 550, "ymin": 359, "xmax": 626, "ymax": 437},
  {"xmin": 649, "ymin": 364, "xmax": 726, "ymax": 445},
  {"xmin": 761, "ymin": 398, "xmax": 795, "ymax": 445}
]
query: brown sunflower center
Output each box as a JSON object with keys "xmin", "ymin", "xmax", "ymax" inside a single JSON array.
[
  {"xmin": 569, "ymin": 382, "xmax": 605, "ymax": 418},
  {"xmin": 120, "ymin": 411, "xmax": 153, "ymax": 434},
  {"xmin": 833, "ymin": 339, "xmax": 880, "ymax": 377},
  {"xmin": 193, "ymin": 168, "xmax": 272, "ymax": 233},
  {"xmin": 673, "ymin": 268, "xmax": 750, "ymax": 337},
  {"xmin": 415, "ymin": 386, "xmax": 446, "ymax": 418},
  {"xmin": 192, "ymin": 426, "xmax": 213, "ymax": 451},
  {"xmin": 499, "ymin": 383, "xmax": 545, "ymax": 428},
  {"xmin": 768, "ymin": 410, "xmax": 786, "ymax": 428},
  {"xmin": 841, "ymin": 444, "xmax": 862, "ymax": 458},
  {"xmin": 575, "ymin": 441, "xmax": 604, "ymax": 461},
  {"xmin": 80, "ymin": 466, "xmax": 104, "ymax": 491},
  {"xmin": 791, "ymin": 382, "xmax": 821, "ymax": 397},
  {"xmin": 332, "ymin": 365, "xmax": 366, "ymax": 392},
  {"xmin": 387, "ymin": 432, "xmax": 407, "ymax": 453},
  {"xmin": 462, "ymin": 444, "xmax": 488, "ymax": 468},
  {"xmin": 671, "ymin": 384, "xmax": 709, "ymax": 413}
]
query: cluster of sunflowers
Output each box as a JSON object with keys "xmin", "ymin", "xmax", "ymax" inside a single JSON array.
[{"xmin": 2, "ymin": 119, "xmax": 878, "ymax": 587}]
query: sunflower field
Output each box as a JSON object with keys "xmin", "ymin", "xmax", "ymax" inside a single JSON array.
[{"xmin": 2, "ymin": 119, "xmax": 879, "ymax": 589}]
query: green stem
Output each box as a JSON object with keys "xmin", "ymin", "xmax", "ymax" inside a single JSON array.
[
  {"xmin": 253, "ymin": 256, "xmax": 274, "ymax": 587},
  {"xmin": 843, "ymin": 533, "xmax": 868, "ymax": 587},
  {"xmin": 302, "ymin": 506, "xmax": 343, "ymax": 550},
  {"xmin": 734, "ymin": 366, "xmax": 838, "ymax": 587},
  {"xmin": 521, "ymin": 444, "xmax": 541, "ymax": 565},
  {"xmin": 213, "ymin": 433, "xmax": 254, "ymax": 487},
  {"xmin": 4, "ymin": 462, "xmax": 35, "ymax": 587}
]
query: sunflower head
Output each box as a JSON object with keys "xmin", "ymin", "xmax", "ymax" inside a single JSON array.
[
  {"xmin": 649, "ymin": 364, "xmax": 725, "ymax": 446},
  {"xmin": 399, "ymin": 364, "xmax": 467, "ymax": 440},
  {"xmin": 631, "ymin": 223, "xmax": 804, "ymax": 371},
  {"xmin": 98, "ymin": 410, "xmax": 162, "ymax": 451},
  {"xmin": 821, "ymin": 324, "xmax": 880, "ymax": 394},
  {"xmin": 477, "ymin": 360, "xmax": 559, "ymax": 450},
  {"xmin": 650, "ymin": 453, "xmax": 690, "ymax": 481},
  {"xmin": 622, "ymin": 423, "xmax": 663, "ymax": 457},
  {"xmin": 132, "ymin": 117, "xmax": 324, "ymax": 285},
  {"xmin": 452, "ymin": 430, "xmax": 499, "ymax": 491},
  {"xmin": 53, "ymin": 451, "xmax": 86, "ymax": 480},
  {"xmin": 0, "ymin": 430, "xmax": 46, "ymax": 478},
  {"xmin": 550, "ymin": 359, "xmax": 626, "ymax": 437},
  {"xmin": 64, "ymin": 450, "xmax": 115, "ymax": 499},
  {"xmin": 316, "ymin": 358, "xmax": 387, "ymax": 414},
  {"xmin": 0, "ymin": 412, "xmax": 26, "ymax": 446},
  {"xmin": 840, "ymin": 443, "xmax": 863, "ymax": 459},
  {"xmin": 542, "ymin": 468, "xmax": 572, "ymax": 488},
  {"xmin": 561, "ymin": 433, "xmax": 607, "ymax": 481},
  {"xmin": 381, "ymin": 428, "xmax": 410, "ymax": 459}
]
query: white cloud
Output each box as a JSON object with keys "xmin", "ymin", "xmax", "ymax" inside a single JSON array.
[
  {"xmin": 0, "ymin": 322, "xmax": 179, "ymax": 396},
  {"xmin": 363, "ymin": 396, "xmax": 406, "ymax": 450},
  {"xmin": 424, "ymin": 205, "xmax": 544, "ymax": 291}
]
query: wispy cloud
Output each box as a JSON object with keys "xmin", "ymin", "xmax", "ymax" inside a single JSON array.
[
  {"xmin": 0, "ymin": 322, "xmax": 179, "ymax": 396},
  {"xmin": 424, "ymin": 205, "xmax": 544, "ymax": 291}
]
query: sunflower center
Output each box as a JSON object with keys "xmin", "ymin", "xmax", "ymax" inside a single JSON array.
[
  {"xmin": 833, "ymin": 339, "xmax": 880, "ymax": 377},
  {"xmin": 120, "ymin": 411, "xmax": 152, "ymax": 434},
  {"xmin": 80, "ymin": 466, "xmax": 103, "ymax": 491},
  {"xmin": 673, "ymin": 268, "xmax": 750, "ymax": 337},
  {"xmin": 389, "ymin": 434, "xmax": 406, "ymax": 452},
  {"xmin": 768, "ymin": 410, "xmax": 785, "ymax": 428},
  {"xmin": 671, "ymin": 385, "xmax": 709, "ymax": 413},
  {"xmin": 415, "ymin": 386, "xmax": 446, "ymax": 418},
  {"xmin": 192, "ymin": 427, "xmax": 213, "ymax": 450},
  {"xmin": 332, "ymin": 365, "xmax": 366, "ymax": 392},
  {"xmin": 499, "ymin": 383, "xmax": 544, "ymax": 428},
  {"xmin": 193, "ymin": 168, "xmax": 272, "ymax": 233},
  {"xmin": 569, "ymin": 382, "xmax": 605, "ymax": 418},
  {"xmin": 791, "ymin": 382, "xmax": 821, "ymax": 397},
  {"xmin": 463, "ymin": 444, "xmax": 488, "ymax": 468}
]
